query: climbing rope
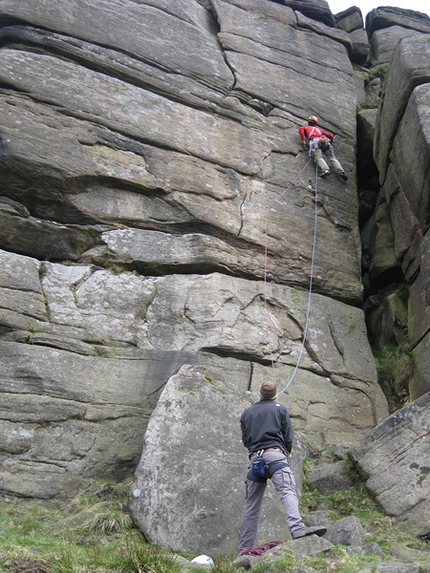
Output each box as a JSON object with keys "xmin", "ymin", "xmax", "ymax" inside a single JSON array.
[{"xmin": 261, "ymin": 160, "xmax": 319, "ymax": 397}]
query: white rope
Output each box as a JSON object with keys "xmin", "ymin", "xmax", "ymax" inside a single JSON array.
[
  {"xmin": 262, "ymin": 157, "xmax": 313, "ymax": 384},
  {"xmin": 276, "ymin": 163, "xmax": 319, "ymax": 397}
]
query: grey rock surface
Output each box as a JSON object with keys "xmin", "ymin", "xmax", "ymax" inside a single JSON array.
[
  {"xmin": 130, "ymin": 364, "xmax": 296, "ymax": 556},
  {"xmin": 350, "ymin": 391, "xmax": 430, "ymax": 537},
  {"xmin": 366, "ymin": 6, "xmax": 430, "ymax": 37},
  {"xmin": 324, "ymin": 515, "xmax": 365, "ymax": 547},
  {"xmin": 370, "ymin": 26, "xmax": 421, "ymax": 68},
  {"xmin": 0, "ymin": 0, "xmax": 430, "ymax": 551},
  {"xmin": 373, "ymin": 34, "xmax": 430, "ymax": 182},
  {"xmin": 307, "ymin": 461, "xmax": 353, "ymax": 495}
]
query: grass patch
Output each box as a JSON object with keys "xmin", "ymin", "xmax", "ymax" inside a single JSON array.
[
  {"xmin": 368, "ymin": 64, "xmax": 387, "ymax": 81},
  {"xmin": 1, "ymin": 476, "xmax": 428, "ymax": 573},
  {"xmin": 373, "ymin": 344, "xmax": 414, "ymax": 412}
]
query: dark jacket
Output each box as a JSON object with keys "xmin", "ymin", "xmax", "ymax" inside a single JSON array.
[{"xmin": 240, "ymin": 399, "xmax": 294, "ymax": 456}]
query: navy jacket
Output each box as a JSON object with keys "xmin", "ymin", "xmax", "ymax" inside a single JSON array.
[{"xmin": 240, "ymin": 398, "xmax": 294, "ymax": 456}]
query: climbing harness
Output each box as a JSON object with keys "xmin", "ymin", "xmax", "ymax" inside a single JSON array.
[{"xmin": 262, "ymin": 160, "xmax": 320, "ymax": 397}]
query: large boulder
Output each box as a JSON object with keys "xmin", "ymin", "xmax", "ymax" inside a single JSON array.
[
  {"xmin": 350, "ymin": 391, "xmax": 430, "ymax": 538},
  {"xmin": 366, "ymin": 7, "xmax": 430, "ymax": 38},
  {"xmin": 129, "ymin": 365, "xmax": 303, "ymax": 556},
  {"xmin": 391, "ymin": 84, "xmax": 430, "ymax": 235},
  {"xmin": 409, "ymin": 233, "xmax": 430, "ymax": 400},
  {"xmin": 370, "ymin": 26, "xmax": 421, "ymax": 68},
  {"xmin": 373, "ymin": 34, "xmax": 430, "ymax": 183},
  {"xmin": 335, "ymin": 7, "xmax": 369, "ymax": 65}
]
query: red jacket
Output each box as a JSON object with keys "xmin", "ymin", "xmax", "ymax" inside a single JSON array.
[{"xmin": 299, "ymin": 125, "xmax": 334, "ymax": 145}]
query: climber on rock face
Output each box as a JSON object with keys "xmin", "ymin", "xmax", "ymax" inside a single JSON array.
[{"xmin": 298, "ymin": 115, "xmax": 348, "ymax": 181}]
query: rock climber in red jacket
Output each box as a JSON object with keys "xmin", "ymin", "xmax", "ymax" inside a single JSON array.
[{"xmin": 299, "ymin": 116, "xmax": 348, "ymax": 181}]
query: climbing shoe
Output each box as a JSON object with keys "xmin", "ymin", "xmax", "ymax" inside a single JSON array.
[
  {"xmin": 338, "ymin": 170, "xmax": 348, "ymax": 181},
  {"xmin": 292, "ymin": 525, "xmax": 327, "ymax": 540},
  {"xmin": 320, "ymin": 169, "xmax": 330, "ymax": 178}
]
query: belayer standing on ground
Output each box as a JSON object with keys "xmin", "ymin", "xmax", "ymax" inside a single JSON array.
[
  {"xmin": 299, "ymin": 115, "xmax": 348, "ymax": 181},
  {"xmin": 238, "ymin": 381, "xmax": 327, "ymax": 553}
]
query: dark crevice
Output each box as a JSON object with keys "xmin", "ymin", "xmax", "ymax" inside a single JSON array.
[
  {"xmin": 248, "ymin": 362, "xmax": 254, "ymax": 392},
  {"xmin": 206, "ymin": 2, "xmax": 274, "ymax": 117},
  {"xmin": 200, "ymin": 346, "xmax": 274, "ymax": 367}
]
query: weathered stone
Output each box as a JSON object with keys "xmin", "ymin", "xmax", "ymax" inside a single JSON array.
[
  {"xmin": 0, "ymin": 248, "xmax": 42, "ymax": 293},
  {"xmin": 0, "ymin": 247, "xmax": 388, "ymax": 461},
  {"xmin": 410, "ymin": 232, "xmax": 430, "ymax": 339},
  {"xmin": 283, "ymin": 0, "xmax": 336, "ymax": 27},
  {"xmin": 4, "ymin": 0, "xmax": 429, "ymax": 549},
  {"xmin": 0, "ymin": 92, "xmax": 362, "ymax": 302},
  {"xmin": 409, "ymin": 336, "xmax": 430, "ymax": 401},
  {"xmin": 409, "ymin": 232, "xmax": 430, "ymax": 398},
  {"xmin": 365, "ymin": 78, "xmax": 382, "ymax": 108},
  {"xmin": 382, "ymin": 165, "xmax": 422, "ymax": 282},
  {"xmin": 306, "ymin": 510, "xmax": 331, "ymax": 528},
  {"xmin": 0, "ymin": 421, "xmax": 36, "ymax": 454},
  {"xmin": 391, "ymin": 84, "xmax": 430, "ymax": 233},
  {"xmin": 307, "ymin": 462, "xmax": 353, "ymax": 495},
  {"xmin": 349, "ymin": 28, "xmax": 370, "ymax": 66},
  {"xmin": 370, "ymin": 26, "xmax": 422, "ymax": 67},
  {"xmin": 129, "ymin": 365, "xmax": 263, "ymax": 556},
  {"xmin": 357, "ymin": 108, "xmax": 378, "ymax": 164},
  {"xmin": 0, "ymin": 459, "xmax": 85, "ymax": 500},
  {"xmin": 0, "ymin": 211, "xmax": 102, "ymax": 261},
  {"xmin": 295, "ymin": 12, "xmax": 351, "ymax": 55},
  {"xmin": 350, "ymin": 392, "xmax": 430, "ymax": 537},
  {"xmin": 231, "ymin": 554, "xmax": 259, "ymax": 569},
  {"xmin": 390, "ymin": 545, "xmax": 430, "ymax": 567},
  {"xmin": 368, "ymin": 201, "xmax": 400, "ymax": 282},
  {"xmin": 324, "ymin": 516, "xmax": 365, "ymax": 547},
  {"xmin": 263, "ymin": 535, "xmax": 333, "ymax": 559},
  {"xmin": 335, "ymin": 7, "xmax": 364, "ymax": 33},
  {"xmin": 0, "ymin": 339, "xmax": 256, "ymax": 496},
  {"xmin": 0, "ymin": 0, "xmax": 234, "ymax": 94},
  {"xmin": 0, "ymin": 50, "xmax": 266, "ymax": 175},
  {"xmin": 373, "ymin": 34, "xmax": 430, "ymax": 182},
  {"xmin": 215, "ymin": 9, "xmax": 354, "ymax": 139},
  {"xmin": 362, "ymin": 542, "xmax": 384, "ymax": 556},
  {"xmin": 358, "ymin": 564, "xmax": 419, "ymax": 573},
  {"xmin": 366, "ymin": 7, "xmax": 430, "ymax": 38}
]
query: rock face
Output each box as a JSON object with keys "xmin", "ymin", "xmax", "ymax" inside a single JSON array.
[
  {"xmin": 363, "ymin": 11, "xmax": 430, "ymax": 402},
  {"xmin": 0, "ymin": 0, "xmax": 429, "ymax": 553},
  {"xmin": 351, "ymin": 391, "xmax": 430, "ymax": 538}
]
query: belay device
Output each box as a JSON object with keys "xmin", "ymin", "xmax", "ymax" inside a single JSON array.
[{"xmin": 251, "ymin": 450, "xmax": 265, "ymax": 477}]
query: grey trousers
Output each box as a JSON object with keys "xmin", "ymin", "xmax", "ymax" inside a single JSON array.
[
  {"xmin": 311, "ymin": 140, "xmax": 344, "ymax": 174},
  {"xmin": 238, "ymin": 450, "xmax": 306, "ymax": 551}
]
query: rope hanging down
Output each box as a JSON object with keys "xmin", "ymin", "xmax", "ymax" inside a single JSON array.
[{"xmin": 262, "ymin": 161, "xmax": 319, "ymax": 397}]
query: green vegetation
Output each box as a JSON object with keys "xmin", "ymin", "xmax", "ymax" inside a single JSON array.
[
  {"xmin": 373, "ymin": 343, "xmax": 414, "ymax": 412},
  {"xmin": 37, "ymin": 264, "xmax": 47, "ymax": 279},
  {"xmin": 1, "ymin": 469, "xmax": 428, "ymax": 573},
  {"xmin": 365, "ymin": 284, "xmax": 415, "ymax": 412},
  {"xmin": 203, "ymin": 366, "xmax": 216, "ymax": 386},
  {"xmin": 0, "ymin": 480, "xmax": 186, "ymax": 573},
  {"xmin": 368, "ymin": 65, "xmax": 387, "ymax": 81},
  {"xmin": 28, "ymin": 323, "xmax": 38, "ymax": 335}
]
